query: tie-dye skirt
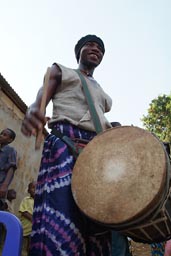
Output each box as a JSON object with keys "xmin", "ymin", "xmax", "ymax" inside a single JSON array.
[
  {"xmin": 29, "ymin": 122, "xmax": 111, "ymax": 256},
  {"xmin": 150, "ymin": 242, "xmax": 165, "ymax": 256}
]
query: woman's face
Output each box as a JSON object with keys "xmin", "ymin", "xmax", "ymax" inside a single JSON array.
[{"xmin": 79, "ymin": 41, "xmax": 104, "ymax": 68}]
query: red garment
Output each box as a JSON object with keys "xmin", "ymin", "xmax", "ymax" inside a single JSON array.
[{"xmin": 164, "ymin": 239, "xmax": 171, "ymax": 256}]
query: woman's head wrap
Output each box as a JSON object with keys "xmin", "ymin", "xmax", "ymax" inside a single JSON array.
[{"xmin": 74, "ymin": 35, "xmax": 105, "ymax": 62}]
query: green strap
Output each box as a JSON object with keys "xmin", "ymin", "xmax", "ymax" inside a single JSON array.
[
  {"xmin": 51, "ymin": 128, "xmax": 82, "ymax": 158},
  {"xmin": 75, "ymin": 69, "xmax": 103, "ymax": 134}
]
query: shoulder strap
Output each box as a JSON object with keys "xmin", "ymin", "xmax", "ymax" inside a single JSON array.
[
  {"xmin": 75, "ymin": 69, "xmax": 103, "ymax": 134},
  {"xmin": 51, "ymin": 128, "xmax": 82, "ymax": 158}
]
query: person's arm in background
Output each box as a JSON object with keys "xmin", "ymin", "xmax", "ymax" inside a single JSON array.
[
  {"xmin": 0, "ymin": 167, "xmax": 15, "ymax": 198},
  {"xmin": 21, "ymin": 211, "xmax": 32, "ymax": 222}
]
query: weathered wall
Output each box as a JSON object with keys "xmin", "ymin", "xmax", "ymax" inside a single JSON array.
[{"xmin": 0, "ymin": 89, "xmax": 43, "ymax": 215}]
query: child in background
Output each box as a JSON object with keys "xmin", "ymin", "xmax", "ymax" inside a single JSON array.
[
  {"xmin": 0, "ymin": 189, "xmax": 17, "ymax": 250},
  {"xmin": 5, "ymin": 188, "xmax": 16, "ymax": 213},
  {"xmin": 19, "ymin": 181, "xmax": 36, "ymax": 256}
]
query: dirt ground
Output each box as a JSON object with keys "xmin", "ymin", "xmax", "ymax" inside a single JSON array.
[{"xmin": 130, "ymin": 240, "xmax": 151, "ymax": 256}]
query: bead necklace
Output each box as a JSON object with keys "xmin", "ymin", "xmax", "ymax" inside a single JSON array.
[{"xmin": 80, "ymin": 69, "xmax": 92, "ymax": 77}]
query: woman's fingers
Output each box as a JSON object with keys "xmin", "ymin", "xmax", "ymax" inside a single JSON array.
[{"xmin": 21, "ymin": 107, "xmax": 46, "ymax": 137}]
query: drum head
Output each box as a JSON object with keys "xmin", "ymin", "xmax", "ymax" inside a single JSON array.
[{"xmin": 71, "ymin": 126, "xmax": 167, "ymax": 225}]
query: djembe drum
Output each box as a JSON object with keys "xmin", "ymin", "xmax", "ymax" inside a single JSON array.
[{"xmin": 71, "ymin": 126, "xmax": 171, "ymax": 243}]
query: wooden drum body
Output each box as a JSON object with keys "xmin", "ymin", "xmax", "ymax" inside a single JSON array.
[{"xmin": 71, "ymin": 126, "xmax": 171, "ymax": 243}]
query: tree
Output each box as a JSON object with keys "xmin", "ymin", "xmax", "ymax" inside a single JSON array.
[{"xmin": 141, "ymin": 94, "xmax": 171, "ymax": 142}]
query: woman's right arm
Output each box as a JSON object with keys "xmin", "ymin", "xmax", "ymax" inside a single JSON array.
[{"xmin": 21, "ymin": 64, "xmax": 61, "ymax": 137}]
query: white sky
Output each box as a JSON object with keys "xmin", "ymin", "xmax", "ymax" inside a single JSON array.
[{"xmin": 0, "ymin": 0, "xmax": 170, "ymax": 128}]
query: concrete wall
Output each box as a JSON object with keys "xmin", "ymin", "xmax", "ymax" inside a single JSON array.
[{"xmin": 0, "ymin": 89, "xmax": 43, "ymax": 215}]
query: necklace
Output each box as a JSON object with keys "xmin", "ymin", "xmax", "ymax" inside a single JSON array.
[{"xmin": 80, "ymin": 69, "xmax": 92, "ymax": 77}]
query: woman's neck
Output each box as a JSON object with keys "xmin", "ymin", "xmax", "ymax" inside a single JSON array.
[
  {"xmin": 78, "ymin": 64, "xmax": 94, "ymax": 77},
  {"xmin": 79, "ymin": 69, "xmax": 92, "ymax": 77}
]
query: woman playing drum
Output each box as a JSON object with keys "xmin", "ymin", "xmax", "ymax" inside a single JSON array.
[{"xmin": 21, "ymin": 35, "xmax": 112, "ymax": 256}]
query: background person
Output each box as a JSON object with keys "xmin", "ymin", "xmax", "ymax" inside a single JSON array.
[
  {"xmin": 4, "ymin": 188, "xmax": 17, "ymax": 213},
  {"xmin": 0, "ymin": 128, "xmax": 17, "ymax": 246},
  {"xmin": 0, "ymin": 128, "xmax": 17, "ymax": 210},
  {"xmin": 0, "ymin": 188, "xmax": 17, "ymax": 251},
  {"xmin": 19, "ymin": 181, "xmax": 36, "ymax": 256}
]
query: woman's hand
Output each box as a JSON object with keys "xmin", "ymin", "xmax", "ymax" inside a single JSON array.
[{"xmin": 21, "ymin": 104, "xmax": 47, "ymax": 137}]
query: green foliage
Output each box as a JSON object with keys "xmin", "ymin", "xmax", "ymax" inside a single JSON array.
[{"xmin": 141, "ymin": 94, "xmax": 171, "ymax": 142}]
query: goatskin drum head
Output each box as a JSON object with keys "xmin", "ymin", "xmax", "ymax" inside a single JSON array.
[{"xmin": 71, "ymin": 126, "xmax": 166, "ymax": 225}]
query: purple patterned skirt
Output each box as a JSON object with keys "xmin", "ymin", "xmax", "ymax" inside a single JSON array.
[
  {"xmin": 29, "ymin": 122, "xmax": 111, "ymax": 256},
  {"xmin": 150, "ymin": 242, "xmax": 166, "ymax": 256}
]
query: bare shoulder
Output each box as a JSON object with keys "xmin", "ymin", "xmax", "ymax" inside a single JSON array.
[{"xmin": 50, "ymin": 63, "xmax": 62, "ymax": 78}]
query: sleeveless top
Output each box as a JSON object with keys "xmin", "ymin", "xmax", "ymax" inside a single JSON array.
[{"xmin": 48, "ymin": 63, "xmax": 112, "ymax": 132}]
